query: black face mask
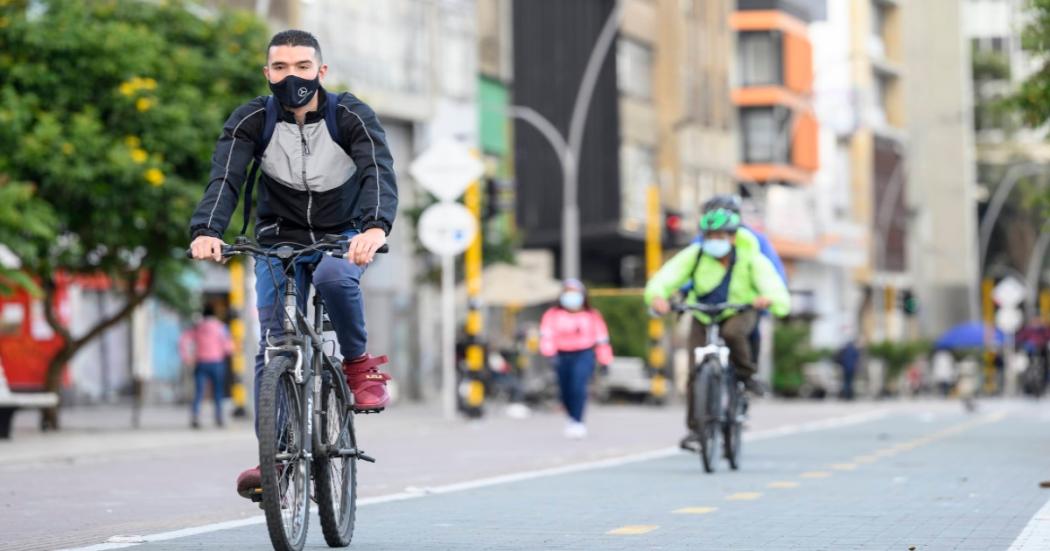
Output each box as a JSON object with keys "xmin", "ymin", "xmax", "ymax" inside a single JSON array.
[{"xmin": 268, "ymin": 74, "xmax": 320, "ymax": 108}]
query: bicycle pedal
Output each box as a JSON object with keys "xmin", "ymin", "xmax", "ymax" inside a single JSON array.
[
  {"xmin": 249, "ymin": 488, "xmax": 263, "ymax": 503},
  {"xmin": 354, "ymin": 407, "xmax": 385, "ymax": 415},
  {"xmin": 356, "ymin": 451, "xmax": 376, "ymax": 463}
]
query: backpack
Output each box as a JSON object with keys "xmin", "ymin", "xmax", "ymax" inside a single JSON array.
[{"xmin": 239, "ymin": 92, "xmax": 344, "ymax": 234}]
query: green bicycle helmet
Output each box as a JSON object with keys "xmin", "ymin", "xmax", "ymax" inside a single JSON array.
[
  {"xmin": 702, "ymin": 194, "xmax": 742, "ymax": 215},
  {"xmin": 699, "ymin": 208, "xmax": 741, "ymax": 233}
]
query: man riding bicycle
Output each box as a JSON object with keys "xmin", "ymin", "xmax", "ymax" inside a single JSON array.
[
  {"xmin": 644, "ymin": 203, "xmax": 789, "ymax": 449},
  {"xmin": 187, "ymin": 30, "xmax": 397, "ymax": 498}
]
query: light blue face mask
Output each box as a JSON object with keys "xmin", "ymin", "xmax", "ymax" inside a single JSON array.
[
  {"xmin": 702, "ymin": 238, "xmax": 732, "ymax": 258},
  {"xmin": 560, "ymin": 291, "xmax": 584, "ymax": 310}
]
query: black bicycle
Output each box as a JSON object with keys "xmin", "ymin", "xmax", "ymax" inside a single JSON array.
[
  {"xmin": 189, "ymin": 235, "xmax": 380, "ymax": 551},
  {"xmin": 674, "ymin": 302, "xmax": 753, "ymax": 473}
]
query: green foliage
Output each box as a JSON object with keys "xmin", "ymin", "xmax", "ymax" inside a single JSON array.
[
  {"xmin": 0, "ymin": 0, "xmax": 268, "ymax": 300},
  {"xmin": 0, "ymin": 178, "xmax": 56, "ymax": 295},
  {"xmin": 973, "ymin": 50, "xmax": 1011, "ymax": 82},
  {"xmin": 590, "ymin": 294, "xmax": 648, "ymax": 359},
  {"xmin": 1015, "ymin": 0, "xmax": 1050, "ymax": 127},
  {"xmin": 772, "ymin": 321, "xmax": 829, "ymax": 396},
  {"xmin": 867, "ymin": 339, "xmax": 932, "ymax": 381}
]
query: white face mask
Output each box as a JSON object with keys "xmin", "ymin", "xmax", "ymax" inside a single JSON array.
[
  {"xmin": 702, "ymin": 238, "xmax": 732, "ymax": 258},
  {"xmin": 560, "ymin": 291, "xmax": 584, "ymax": 310}
]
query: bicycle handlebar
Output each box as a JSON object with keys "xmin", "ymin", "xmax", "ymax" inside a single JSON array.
[
  {"xmin": 671, "ymin": 302, "xmax": 755, "ymax": 315},
  {"xmin": 185, "ymin": 234, "xmax": 389, "ymax": 260}
]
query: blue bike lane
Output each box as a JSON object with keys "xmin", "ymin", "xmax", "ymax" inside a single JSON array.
[{"xmin": 65, "ymin": 403, "xmax": 1050, "ymax": 551}]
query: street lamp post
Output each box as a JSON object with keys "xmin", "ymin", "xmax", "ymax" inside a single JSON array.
[
  {"xmin": 975, "ymin": 162, "xmax": 1050, "ymax": 319},
  {"xmin": 503, "ymin": 0, "xmax": 623, "ymax": 280}
]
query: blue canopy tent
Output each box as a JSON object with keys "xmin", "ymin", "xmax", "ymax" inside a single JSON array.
[{"xmin": 934, "ymin": 322, "xmax": 1004, "ymax": 350}]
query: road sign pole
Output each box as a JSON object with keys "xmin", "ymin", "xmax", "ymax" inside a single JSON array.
[
  {"xmin": 441, "ymin": 253, "xmax": 456, "ymax": 420},
  {"xmin": 411, "ymin": 139, "xmax": 485, "ymax": 420}
]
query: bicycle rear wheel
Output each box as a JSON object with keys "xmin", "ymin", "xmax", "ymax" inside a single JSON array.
[
  {"xmin": 692, "ymin": 361, "xmax": 721, "ymax": 473},
  {"xmin": 314, "ymin": 363, "xmax": 357, "ymax": 547},
  {"xmin": 258, "ymin": 356, "xmax": 310, "ymax": 551}
]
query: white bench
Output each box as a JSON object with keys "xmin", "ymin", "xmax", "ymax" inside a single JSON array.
[{"xmin": 0, "ymin": 359, "xmax": 58, "ymax": 439}]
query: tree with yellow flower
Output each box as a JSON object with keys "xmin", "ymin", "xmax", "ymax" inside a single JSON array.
[{"xmin": 0, "ymin": 0, "xmax": 268, "ymax": 428}]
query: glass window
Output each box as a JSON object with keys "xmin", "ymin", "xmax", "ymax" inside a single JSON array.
[
  {"xmin": 619, "ymin": 143, "xmax": 655, "ymax": 229},
  {"xmin": 740, "ymin": 107, "xmax": 792, "ymax": 164},
  {"xmin": 617, "ymin": 39, "xmax": 654, "ymax": 99},
  {"xmin": 738, "ymin": 31, "xmax": 782, "ymax": 86}
]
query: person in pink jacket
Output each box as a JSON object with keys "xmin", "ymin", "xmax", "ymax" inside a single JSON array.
[
  {"xmin": 179, "ymin": 305, "xmax": 234, "ymax": 429},
  {"xmin": 540, "ymin": 279, "xmax": 614, "ymax": 439}
]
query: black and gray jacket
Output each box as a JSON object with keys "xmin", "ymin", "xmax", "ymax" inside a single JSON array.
[{"xmin": 189, "ymin": 89, "xmax": 397, "ymax": 245}]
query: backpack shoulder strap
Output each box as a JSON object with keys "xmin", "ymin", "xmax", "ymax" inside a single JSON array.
[
  {"xmin": 240, "ymin": 96, "xmax": 280, "ymax": 235},
  {"xmin": 324, "ymin": 91, "xmax": 343, "ymax": 148},
  {"xmin": 689, "ymin": 245, "xmax": 703, "ymax": 286},
  {"xmin": 258, "ymin": 95, "xmax": 279, "ymax": 156}
]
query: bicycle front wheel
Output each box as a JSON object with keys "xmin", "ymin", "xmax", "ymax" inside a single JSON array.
[
  {"xmin": 723, "ymin": 381, "xmax": 744, "ymax": 470},
  {"xmin": 258, "ymin": 356, "xmax": 311, "ymax": 551},
  {"xmin": 692, "ymin": 360, "xmax": 721, "ymax": 473},
  {"xmin": 314, "ymin": 363, "xmax": 357, "ymax": 547}
]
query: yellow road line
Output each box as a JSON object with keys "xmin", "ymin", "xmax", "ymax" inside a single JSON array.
[
  {"xmin": 673, "ymin": 507, "xmax": 719, "ymax": 514},
  {"xmin": 608, "ymin": 525, "xmax": 659, "ymax": 535},
  {"xmin": 830, "ymin": 463, "xmax": 857, "ymax": 471},
  {"xmin": 800, "ymin": 471, "xmax": 832, "ymax": 479},
  {"xmin": 726, "ymin": 492, "xmax": 763, "ymax": 501},
  {"xmin": 767, "ymin": 481, "xmax": 800, "ymax": 489}
]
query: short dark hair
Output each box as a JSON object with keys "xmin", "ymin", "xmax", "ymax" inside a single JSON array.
[
  {"xmin": 202, "ymin": 303, "xmax": 216, "ymax": 318},
  {"xmin": 268, "ymin": 29, "xmax": 322, "ymax": 63}
]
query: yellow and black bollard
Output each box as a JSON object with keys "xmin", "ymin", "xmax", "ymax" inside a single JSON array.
[
  {"xmin": 646, "ymin": 185, "xmax": 668, "ymax": 403},
  {"xmin": 982, "ymin": 278, "xmax": 997, "ymax": 394},
  {"xmin": 461, "ymin": 177, "xmax": 486, "ymax": 418},
  {"xmin": 228, "ymin": 259, "xmax": 249, "ymax": 418}
]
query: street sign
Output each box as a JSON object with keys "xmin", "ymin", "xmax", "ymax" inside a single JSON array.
[
  {"xmin": 995, "ymin": 307, "xmax": 1024, "ymax": 333},
  {"xmin": 418, "ymin": 202, "xmax": 478, "ymax": 257},
  {"xmin": 993, "ymin": 276, "xmax": 1026, "ymax": 307},
  {"xmin": 409, "ymin": 140, "xmax": 484, "ymax": 202}
]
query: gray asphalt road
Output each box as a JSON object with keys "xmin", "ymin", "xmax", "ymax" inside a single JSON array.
[{"xmin": 74, "ymin": 402, "xmax": 1050, "ymax": 551}]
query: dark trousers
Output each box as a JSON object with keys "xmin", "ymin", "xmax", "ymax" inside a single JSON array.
[
  {"xmin": 685, "ymin": 311, "xmax": 758, "ymax": 431},
  {"xmin": 253, "ymin": 232, "xmax": 365, "ymax": 435},
  {"xmin": 555, "ymin": 349, "xmax": 595, "ymax": 423},
  {"xmin": 192, "ymin": 361, "xmax": 225, "ymax": 424}
]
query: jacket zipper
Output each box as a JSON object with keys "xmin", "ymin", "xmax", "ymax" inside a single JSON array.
[
  {"xmin": 257, "ymin": 218, "xmax": 281, "ymax": 237},
  {"xmin": 298, "ymin": 121, "xmax": 316, "ymax": 243}
]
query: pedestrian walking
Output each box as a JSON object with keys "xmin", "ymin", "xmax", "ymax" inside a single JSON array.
[
  {"xmin": 539, "ymin": 280, "xmax": 614, "ymax": 439},
  {"xmin": 931, "ymin": 348, "xmax": 956, "ymax": 397},
  {"xmin": 179, "ymin": 304, "xmax": 234, "ymax": 428},
  {"xmin": 835, "ymin": 337, "xmax": 860, "ymax": 400}
]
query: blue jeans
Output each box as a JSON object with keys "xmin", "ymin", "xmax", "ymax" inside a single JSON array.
[
  {"xmin": 193, "ymin": 361, "xmax": 225, "ymax": 424},
  {"xmin": 253, "ymin": 231, "xmax": 367, "ymax": 420},
  {"xmin": 555, "ymin": 349, "xmax": 595, "ymax": 423}
]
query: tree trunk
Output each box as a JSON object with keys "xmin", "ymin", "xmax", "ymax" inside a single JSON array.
[{"xmin": 39, "ymin": 272, "xmax": 155, "ymax": 430}]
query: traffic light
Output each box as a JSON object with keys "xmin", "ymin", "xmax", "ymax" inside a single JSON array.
[
  {"xmin": 900, "ymin": 289, "xmax": 919, "ymax": 316},
  {"xmin": 663, "ymin": 209, "xmax": 687, "ymax": 246}
]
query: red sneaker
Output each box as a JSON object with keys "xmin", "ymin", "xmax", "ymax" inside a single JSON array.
[
  {"xmin": 236, "ymin": 465, "xmax": 261, "ymax": 498},
  {"xmin": 342, "ymin": 354, "xmax": 391, "ymax": 412}
]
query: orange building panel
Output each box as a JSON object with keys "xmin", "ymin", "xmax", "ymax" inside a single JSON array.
[
  {"xmin": 792, "ymin": 111, "xmax": 819, "ymax": 172},
  {"xmin": 736, "ymin": 164, "xmax": 812, "ymax": 184},
  {"xmin": 732, "ymin": 87, "xmax": 809, "ymax": 111},
  {"xmin": 730, "ymin": 10, "xmax": 808, "ymax": 36}
]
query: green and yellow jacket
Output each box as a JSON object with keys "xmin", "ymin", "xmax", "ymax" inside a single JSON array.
[{"xmin": 643, "ymin": 230, "xmax": 791, "ymax": 323}]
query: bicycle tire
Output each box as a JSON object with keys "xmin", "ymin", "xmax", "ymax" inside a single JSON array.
[
  {"xmin": 723, "ymin": 381, "xmax": 743, "ymax": 470},
  {"xmin": 314, "ymin": 363, "xmax": 357, "ymax": 547},
  {"xmin": 258, "ymin": 356, "xmax": 310, "ymax": 551},
  {"xmin": 692, "ymin": 360, "xmax": 721, "ymax": 473}
]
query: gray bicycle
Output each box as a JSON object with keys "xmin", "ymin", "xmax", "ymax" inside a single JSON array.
[
  {"xmin": 192, "ymin": 235, "xmax": 381, "ymax": 551},
  {"xmin": 674, "ymin": 302, "xmax": 752, "ymax": 473}
]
